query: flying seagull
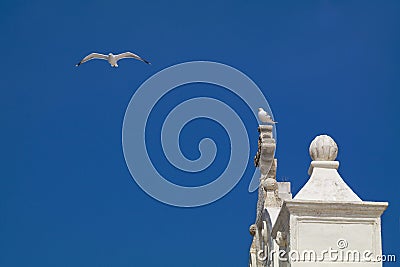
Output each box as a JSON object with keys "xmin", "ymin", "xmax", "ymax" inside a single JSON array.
[
  {"xmin": 258, "ymin": 108, "xmax": 277, "ymax": 124},
  {"xmin": 76, "ymin": 52, "xmax": 150, "ymax": 67}
]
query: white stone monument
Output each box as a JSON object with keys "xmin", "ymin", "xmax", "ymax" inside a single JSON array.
[{"xmin": 248, "ymin": 121, "xmax": 388, "ymax": 267}]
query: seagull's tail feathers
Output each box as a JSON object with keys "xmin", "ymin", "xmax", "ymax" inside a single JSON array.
[{"xmin": 142, "ymin": 58, "xmax": 151, "ymax": 64}]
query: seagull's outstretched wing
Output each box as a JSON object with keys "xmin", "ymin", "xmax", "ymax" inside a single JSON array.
[
  {"xmin": 115, "ymin": 52, "xmax": 151, "ymax": 64},
  {"xmin": 76, "ymin": 53, "xmax": 108, "ymax": 66}
]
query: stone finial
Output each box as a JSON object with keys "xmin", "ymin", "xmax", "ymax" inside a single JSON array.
[
  {"xmin": 262, "ymin": 178, "xmax": 278, "ymax": 191},
  {"xmin": 249, "ymin": 224, "xmax": 257, "ymax": 236},
  {"xmin": 309, "ymin": 135, "xmax": 338, "ymax": 161}
]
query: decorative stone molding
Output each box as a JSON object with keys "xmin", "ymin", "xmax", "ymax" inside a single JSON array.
[
  {"xmin": 275, "ymin": 231, "xmax": 287, "ymax": 247},
  {"xmin": 254, "ymin": 125, "xmax": 275, "ymax": 172},
  {"xmin": 281, "ymin": 200, "xmax": 387, "ymax": 218},
  {"xmin": 255, "ymin": 125, "xmax": 281, "ymax": 225},
  {"xmin": 250, "ymin": 121, "xmax": 281, "ymax": 267},
  {"xmin": 261, "ymin": 161, "xmax": 281, "ymax": 208}
]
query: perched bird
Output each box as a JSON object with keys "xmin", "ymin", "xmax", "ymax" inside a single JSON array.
[
  {"xmin": 258, "ymin": 108, "xmax": 277, "ymax": 124},
  {"xmin": 76, "ymin": 52, "xmax": 150, "ymax": 67}
]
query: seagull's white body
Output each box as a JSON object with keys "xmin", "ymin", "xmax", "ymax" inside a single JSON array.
[
  {"xmin": 258, "ymin": 108, "xmax": 277, "ymax": 124},
  {"xmin": 76, "ymin": 52, "xmax": 150, "ymax": 67},
  {"xmin": 108, "ymin": 54, "xmax": 118, "ymax": 67}
]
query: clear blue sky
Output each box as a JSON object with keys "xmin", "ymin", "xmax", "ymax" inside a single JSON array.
[{"xmin": 1, "ymin": 1, "xmax": 399, "ymax": 266}]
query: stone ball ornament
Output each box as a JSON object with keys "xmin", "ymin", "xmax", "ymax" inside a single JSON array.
[
  {"xmin": 309, "ymin": 135, "xmax": 338, "ymax": 161},
  {"xmin": 262, "ymin": 177, "xmax": 278, "ymax": 191},
  {"xmin": 249, "ymin": 224, "xmax": 257, "ymax": 236}
]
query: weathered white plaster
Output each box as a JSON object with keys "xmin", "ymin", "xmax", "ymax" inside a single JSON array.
[
  {"xmin": 295, "ymin": 161, "xmax": 361, "ymax": 202},
  {"xmin": 272, "ymin": 200, "xmax": 387, "ymax": 266},
  {"xmin": 278, "ymin": 182, "xmax": 292, "ymax": 201}
]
